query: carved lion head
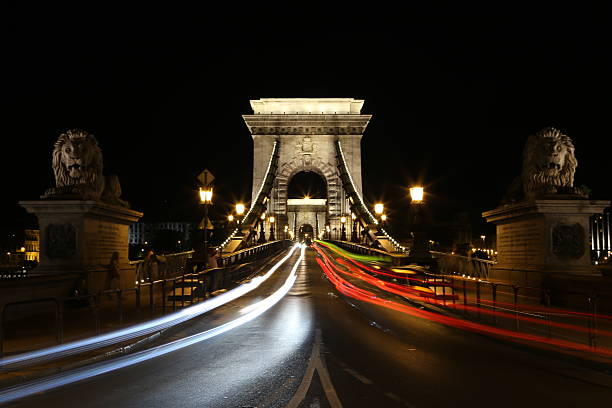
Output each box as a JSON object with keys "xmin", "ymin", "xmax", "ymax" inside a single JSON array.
[
  {"xmin": 52, "ymin": 129, "xmax": 103, "ymax": 188},
  {"xmin": 522, "ymin": 127, "xmax": 577, "ymax": 197}
]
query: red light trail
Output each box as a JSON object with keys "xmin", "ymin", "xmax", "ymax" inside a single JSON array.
[{"xmin": 313, "ymin": 243, "xmax": 612, "ymax": 358}]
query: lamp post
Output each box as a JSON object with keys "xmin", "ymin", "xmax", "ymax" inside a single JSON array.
[
  {"xmin": 340, "ymin": 216, "xmax": 347, "ymax": 241},
  {"xmin": 199, "ymin": 187, "xmax": 213, "ymax": 266},
  {"xmin": 409, "ymin": 186, "xmax": 430, "ymax": 265},
  {"xmin": 351, "ymin": 213, "xmax": 358, "ymax": 242},
  {"xmin": 258, "ymin": 212, "xmax": 267, "ymax": 243},
  {"xmin": 284, "ymin": 225, "xmax": 289, "ymax": 240},
  {"xmin": 381, "ymin": 214, "xmax": 387, "ymax": 230},
  {"xmin": 235, "ymin": 203, "xmax": 245, "ymax": 236},
  {"xmin": 374, "ymin": 203, "xmax": 384, "ymax": 234},
  {"xmin": 325, "ymin": 224, "xmax": 331, "ymax": 240},
  {"xmin": 269, "ymin": 216, "xmax": 276, "ymax": 241}
]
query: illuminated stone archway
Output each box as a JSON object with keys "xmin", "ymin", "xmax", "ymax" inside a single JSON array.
[{"xmin": 243, "ymin": 98, "xmax": 371, "ymax": 236}]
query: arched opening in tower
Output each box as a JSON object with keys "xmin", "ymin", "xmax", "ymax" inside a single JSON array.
[
  {"xmin": 298, "ymin": 224, "xmax": 314, "ymax": 244},
  {"xmin": 287, "ymin": 171, "xmax": 327, "ymax": 199}
]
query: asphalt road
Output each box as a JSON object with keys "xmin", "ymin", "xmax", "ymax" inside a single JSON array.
[{"xmin": 6, "ymin": 246, "xmax": 612, "ymax": 407}]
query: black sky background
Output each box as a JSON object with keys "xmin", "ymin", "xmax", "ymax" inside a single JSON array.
[{"xmin": 3, "ymin": 3, "xmax": 611, "ymax": 242}]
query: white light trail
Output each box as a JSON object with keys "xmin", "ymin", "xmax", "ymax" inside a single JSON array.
[
  {"xmin": 0, "ymin": 245, "xmax": 305, "ymax": 405},
  {"xmin": 1, "ymin": 244, "xmax": 301, "ymax": 370}
]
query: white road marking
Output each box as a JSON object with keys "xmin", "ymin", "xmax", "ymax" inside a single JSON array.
[
  {"xmin": 285, "ymin": 329, "xmax": 342, "ymax": 408},
  {"xmin": 342, "ymin": 368, "xmax": 373, "ymax": 384}
]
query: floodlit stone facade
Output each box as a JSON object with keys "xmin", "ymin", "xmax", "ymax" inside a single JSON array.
[{"xmin": 243, "ymin": 98, "xmax": 371, "ymax": 233}]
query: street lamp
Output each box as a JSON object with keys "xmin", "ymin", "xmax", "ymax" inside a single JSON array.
[
  {"xmin": 325, "ymin": 224, "xmax": 331, "ymax": 240},
  {"xmin": 236, "ymin": 203, "xmax": 245, "ymax": 216},
  {"xmin": 374, "ymin": 203, "xmax": 384, "ymax": 216},
  {"xmin": 409, "ymin": 186, "xmax": 424, "ymax": 203},
  {"xmin": 284, "ymin": 224, "xmax": 289, "ymax": 240},
  {"xmin": 235, "ymin": 203, "xmax": 246, "ymax": 235},
  {"xmin": 408, "ymin": 186, "xmax": 431, "ymax": 265},
  {"xmin": 227, "ymin": 214, "xmax": 235, "ymax": 237},
  {"xmin": 269, "ymin": 216, "xmax": 276, "ymax": 240},
  {"xmin": 351, "ymin": 213, "xmax": 358, "ymax": 242},
  {"xmin": 374, "ymin": 203, "xmax": 384, "ymax": 234},
  {"xmin": 340, "ymin": 216, "xmax": 347, "ymax": 241},
  {"xmin": 258, "ymin": 212, "xmax": 267, "ymax": 243},
  {"xmin": 199, "ymin": 187, "xmax": 213, "ymax": 204},
  {"xmin": 199, "ymin": 187, "xmax": 213, "ymax": 267}
]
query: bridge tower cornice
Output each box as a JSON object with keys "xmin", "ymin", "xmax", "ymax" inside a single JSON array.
[{"xmin": 242, "ymin": 114, "xmax": 372, "ymax": 136}]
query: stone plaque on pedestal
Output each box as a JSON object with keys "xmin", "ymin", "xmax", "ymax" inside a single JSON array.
[
  {"xmin": 483, "ymin": 199, "xmax": 609, "ymax": 286},
  {"xmin": 20, "ymin": 200, "xmax": 142, "ymax": 293}
]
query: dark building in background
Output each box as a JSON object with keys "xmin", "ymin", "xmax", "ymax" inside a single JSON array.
[{"xmin": 129, "ymin": 221, "xmax": 196, "ymax": 254}]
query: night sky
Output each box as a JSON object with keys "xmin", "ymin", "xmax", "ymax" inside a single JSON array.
[{"xmin": 3, "ymin": 3, "xmax": 611, "ymax": 242}]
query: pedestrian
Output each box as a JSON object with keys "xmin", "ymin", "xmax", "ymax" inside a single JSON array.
[
  {"xmin": 143, "ymin": 249, "xmax": 159, "ymax": 281},
  {"xmin": 207, "ymin": 247, "xmax": 219, "ymax": 269},
  {"xmin": 103, "ymin": 251, "xmax": 121, "ymax": 298}
]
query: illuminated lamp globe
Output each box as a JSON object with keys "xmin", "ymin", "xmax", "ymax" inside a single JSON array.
[
  {"xmin": 374, "ymin": 203, "xmax": 384, "ymax": 215},
  {"xmin": 409, "ymin": 187, "xmax": 424, "ymax": 203},
  {"xmin": 235, "ymin": 203, "xmax": 246, "ymax": 216},
  {"xmin": 199, "ymin": 187, "xmax": 213, "ymax": 204}
]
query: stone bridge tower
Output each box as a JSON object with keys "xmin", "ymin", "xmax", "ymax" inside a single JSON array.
[{"xmin": 243, "ymin": 98, "xmax": 371, "ymax": 238}]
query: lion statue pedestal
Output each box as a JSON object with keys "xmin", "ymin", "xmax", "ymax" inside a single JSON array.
[
  {"xmin": 19, "ymin": 200, "xmax": 142, "ymax": 293},
  {"xmin": 483, "ymin": 127, "xmax": 610, "ymax": 287},
  {"xmin": 19, "ymin": 129, "xmax": 142, "ymax": 295},
  {"xmin": 483, "ymin": 199, "xmax": 609, "ymax": 286}
]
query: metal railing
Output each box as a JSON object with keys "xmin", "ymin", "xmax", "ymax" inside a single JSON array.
[
  {"xmin": 431, "ymin": 251, "xmax": 495, "ymax": 279},
  {"xmin": 330, "ymin": 240, "xmax": 496, "ymax": 274},
  {"xmin": 130, "ymin": 250, "xmax": 194, "ymax": 282},
  {"xmin": 326, "ymin": 240, "xmax": 400, "ymax": 263},
  {"xmin": 219, "ymin": 240, "xmax": 292, "ymax": 267},
  {"xmin": 419, "ymin": 272, "xmax": 612, "ymax": 352},
  {"xmin": 0, "ymin": 268, "xmax": 28, "ymax": 280},
  {"xmin": 0, "ymin": 288, "xmax": 137, "ymax": 357},
  {"xmin": 591, "ymin": 208, "xmax": 611, "ymax": 264}
]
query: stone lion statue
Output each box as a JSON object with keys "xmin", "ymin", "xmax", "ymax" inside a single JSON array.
[
  {"xmin": 502, "ymin": 127, "xmax": 586, "ymax": 203},
  {"xmin": 44, "ymin": 129, "xmax": 129, "ymax": 207}
]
